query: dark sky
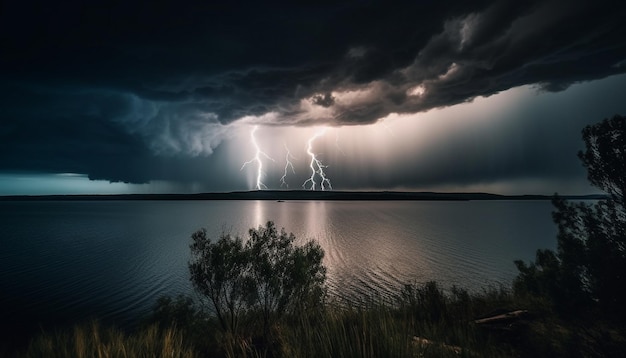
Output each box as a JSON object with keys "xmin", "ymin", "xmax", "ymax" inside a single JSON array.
[{"xmin": 2, "ymin": 0, "xmax": 626, "ymax": 194}]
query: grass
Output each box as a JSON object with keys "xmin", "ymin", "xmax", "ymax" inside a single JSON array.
[
  {"xmin": 21, "ymin": 321, "xmax": 196, "ymax": 358},
  {"xmin": 13, "ymin": 282, "xmax": 626, "ymax": 357}
]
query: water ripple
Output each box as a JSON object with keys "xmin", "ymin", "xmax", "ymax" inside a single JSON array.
[{"xmin": 0, "ymin": 200, "xmax": 557, "ymax": 329}]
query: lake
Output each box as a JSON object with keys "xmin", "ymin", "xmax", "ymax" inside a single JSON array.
[{"xmin": 0, "ymin": 200, "xmax": 557, "ymax": 331}]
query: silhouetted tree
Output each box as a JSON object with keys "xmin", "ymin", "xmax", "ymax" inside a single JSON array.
[
  {"xmin": 189, "ymin": 229, "xmax": 250, "ymax": 333},
  {"xmin": 579, "ymin": 116, "xmax": 626, "ymax": 205},
  {"xmin": 246, "ymin": 222, "xmax": 326, "ymax": 336},
  {"xmin": 514, "ymin": 115, "xmax": 626, "ymax": 320},
  {"xmin": 189, "ymin": 221, "xmax": 326, "ymax": 338}
]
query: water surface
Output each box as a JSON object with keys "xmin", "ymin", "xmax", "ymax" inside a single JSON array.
[{"xmin": 0, "ymin": 200, "xmax": 557, "ymax": 329}]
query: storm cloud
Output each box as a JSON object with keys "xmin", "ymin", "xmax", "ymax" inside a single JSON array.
[{"xmin": 1, "ymin": 0, "xmax": 626, "ymax": 186}]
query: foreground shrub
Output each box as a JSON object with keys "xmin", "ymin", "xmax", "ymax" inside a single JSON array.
[{"xmin": 189, "ymin": 220, "xmax": 326, "ymax": 341}]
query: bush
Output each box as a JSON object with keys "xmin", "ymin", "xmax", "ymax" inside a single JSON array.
[{"xmin": 188, "ymin": 221, "xmax": 327, "ymax": 340}]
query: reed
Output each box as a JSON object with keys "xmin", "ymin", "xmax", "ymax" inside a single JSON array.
[
  {"xmin": 273, "ymin": 284, "xmax": 513, "ymax": 358},
  {"xmin": 18, "ymin": 281, "xmax": 624, "ymax": 357},
  {"xmin": 23, "ymin": 321, "xmax": 196, "ymax": 358}
]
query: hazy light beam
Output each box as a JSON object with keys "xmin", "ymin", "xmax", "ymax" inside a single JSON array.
[
  {"xmin": 280, "ymin": 143, "xmax": 296, "ymax": 188},
  {"xmin": 241, "ymin": 126, "xmax": 274, "ymax": 190},
  {"xmin": 302, "ymin": 128, "xmax": 332, "ymax": 191},
  {"xmin": 382, "ymin": 122, "xmax": 395, "ymax": 136},
  {"xmin": 335, "ymin": 131, "xmax": 347, "ymax": 156}
]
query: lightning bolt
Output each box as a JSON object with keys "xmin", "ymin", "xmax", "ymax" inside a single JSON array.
[
  {"xmin": 302, "ymin": 128, "xmax": 332, "ymax": 191},
  {"xmin": 241, "ymin": 125, "xmax": 274, "ymax": 190},
  {"xmin": 280, "ymin": 143, "xmax": 296, "ymax": 188}
]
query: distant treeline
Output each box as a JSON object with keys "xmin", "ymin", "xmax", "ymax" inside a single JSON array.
[{"xmin": 0, "ymin": 190, "xmax": 607, "ymax": 201}]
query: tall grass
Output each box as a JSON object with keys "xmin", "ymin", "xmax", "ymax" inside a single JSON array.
[
  {"xmin": 18, "ymin": 282, "xmax": 624, "ymax": 357},
  {"xmin": 278, "ymin": 303, "xmax": 420, "ymax": 357},
  {"xmin": 273, "ymin": 284, "xmax": 514, "ymax": 358},
  {"xmin": 23, "ymin": 321, "xmax": 196, "ymax": 358}
]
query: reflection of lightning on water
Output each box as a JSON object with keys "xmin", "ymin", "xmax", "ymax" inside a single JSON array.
[
  {"xmin": 303, "ymin": 128, "xmax": 332, "ymax": 191},
  {"xmin": 241, "ymin": 125, "xmax": 274, "ymax": 190},
  {"xmin": 280, "ymin": 143, "xmax": 296, "ymax": 188}
]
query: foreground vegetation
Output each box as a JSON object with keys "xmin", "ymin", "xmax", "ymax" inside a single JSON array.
[
  {"xmin": 12, "ymin": 115, "xmax": 626, "ymax": 357},
  {"xmin": 18, "ymin": 283, "xmax": 626, "ymax": 357},
  {"xmin": 21, "ymin": 321, "xmax": 195, "ymax": 358}
]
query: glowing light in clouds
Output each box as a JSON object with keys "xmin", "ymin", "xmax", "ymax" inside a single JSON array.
[
  {"xmin": 241, "ymin": 125, "xmax": 274, "ymax": 190},
  {"xmin": 280, "ymin": 143, "xmax": 296, "ymax": 188},
  {"xmin": 303, "ymin": 128, "xmax": 332, "ymax": 191}
]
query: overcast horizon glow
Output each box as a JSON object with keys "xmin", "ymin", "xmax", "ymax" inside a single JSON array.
[{"xmin": 2, "ymin": 75, "xmax": 625, "ymax": 196}]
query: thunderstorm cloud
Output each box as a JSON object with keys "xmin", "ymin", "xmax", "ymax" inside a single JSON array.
[{"xmin": 1, "ymin": 0, "xmax": 626, "ymax": 187}]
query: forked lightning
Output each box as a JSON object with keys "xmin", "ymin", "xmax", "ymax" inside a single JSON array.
[
  {"xmin": 302, "ymin": 128, "xmax": 332, "ymax": 191},
  {"xmin": 241, "ymin": 126, "xmax": 274, "ymax": 190},
  {"xmin": 280, "ymin": 143, "xmax": 296, "ymax": 188}
]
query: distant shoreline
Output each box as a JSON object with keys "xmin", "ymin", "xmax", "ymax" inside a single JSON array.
[{"xmin": 0, "ymin": 190, "xmax": 607, "ymax": 201}]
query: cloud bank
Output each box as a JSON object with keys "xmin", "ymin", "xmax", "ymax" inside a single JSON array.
[{"xmin": 1, "ymin": 0, "xmax": 626, "ymax": 186}]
